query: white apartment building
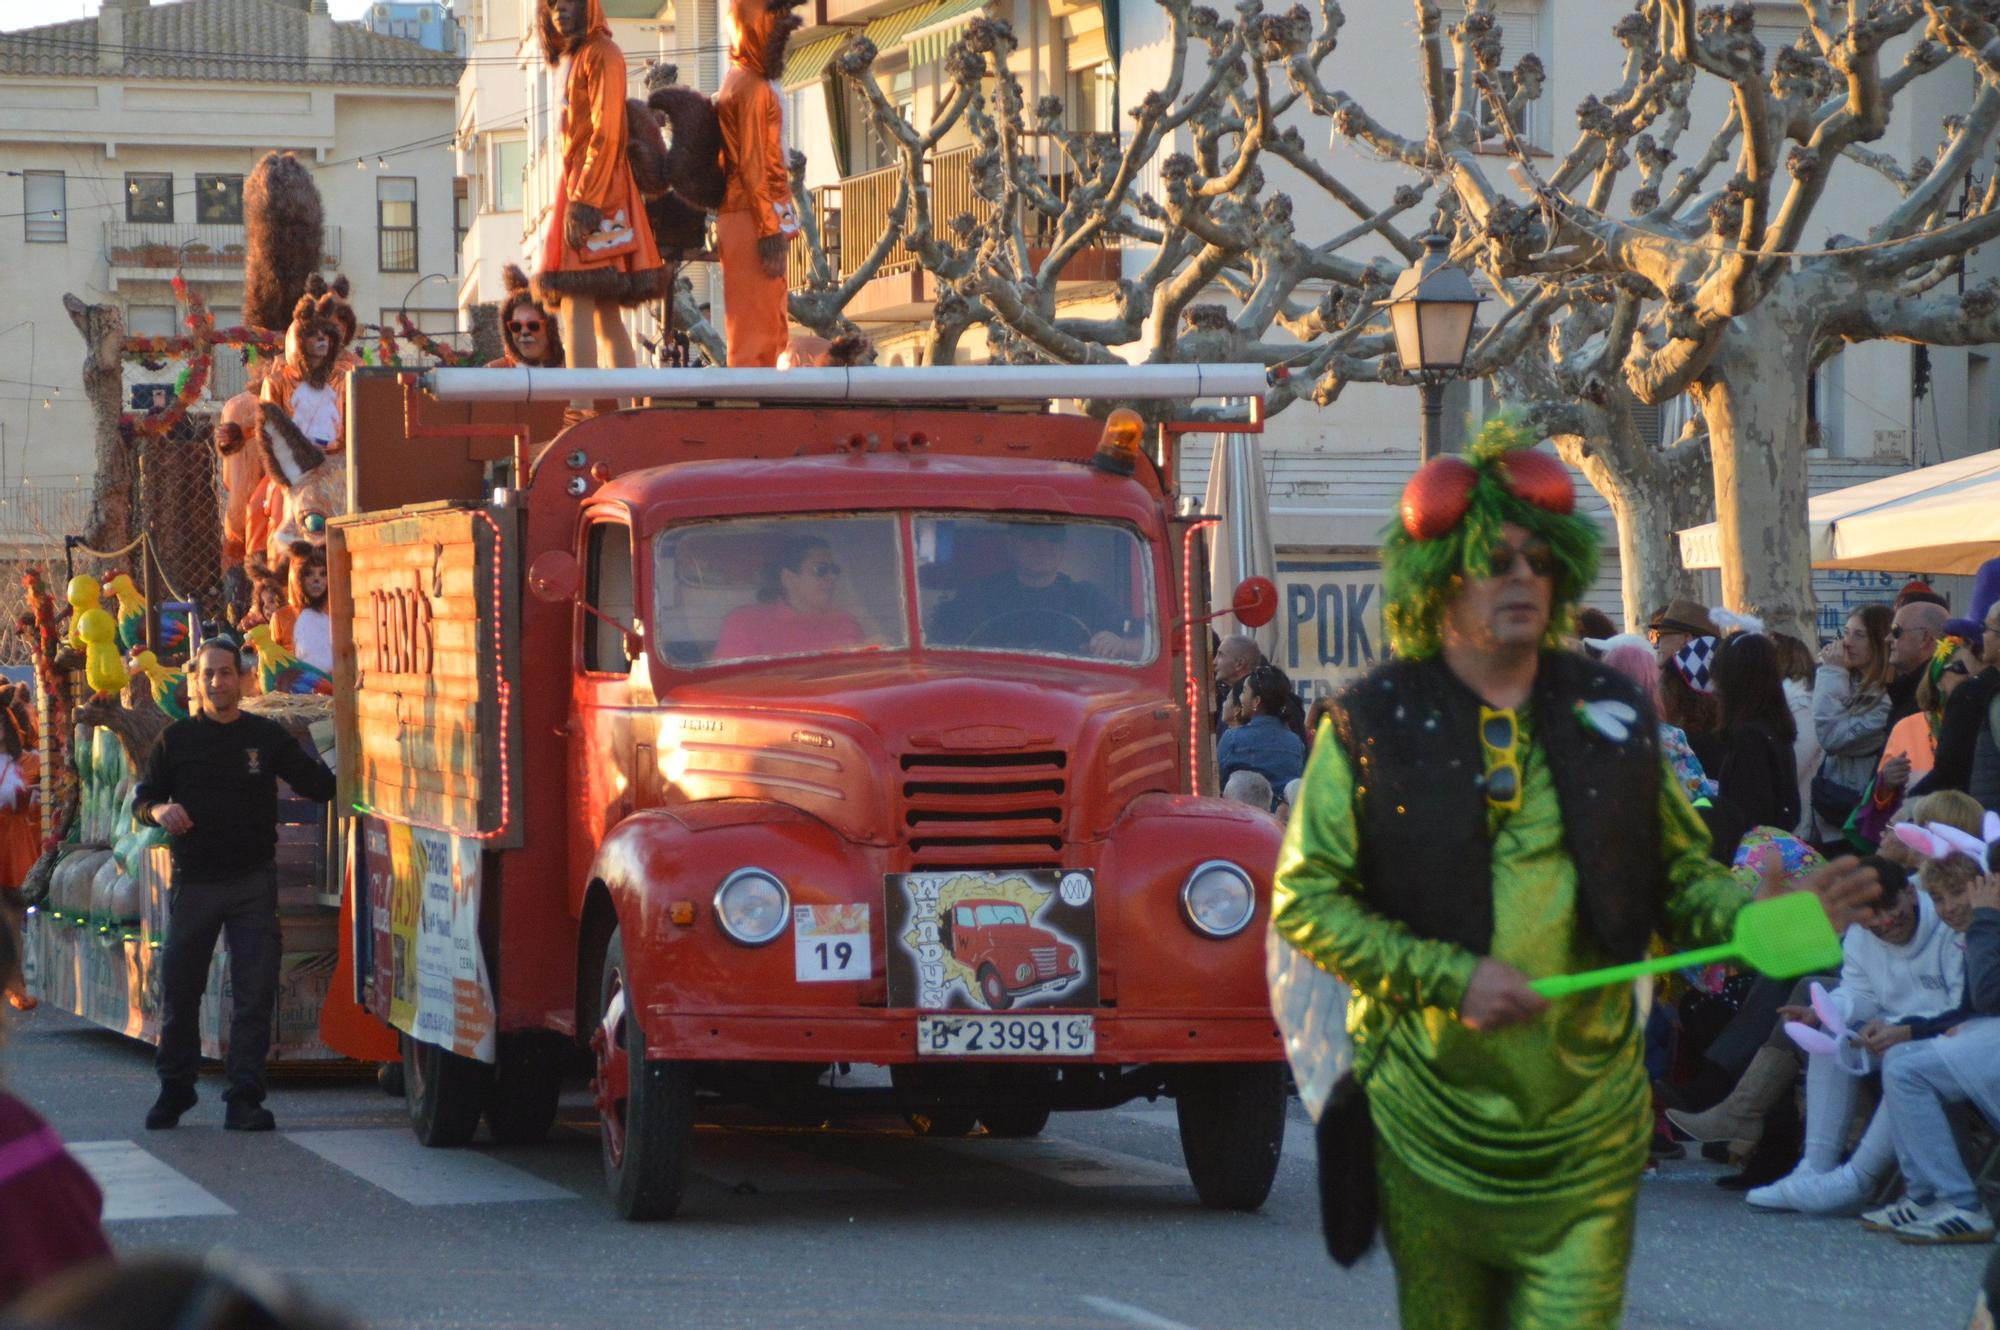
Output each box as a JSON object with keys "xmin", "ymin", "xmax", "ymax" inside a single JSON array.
[{"xmin": 0, "ymin": 0, "xmax": 461, "ymax": 539}]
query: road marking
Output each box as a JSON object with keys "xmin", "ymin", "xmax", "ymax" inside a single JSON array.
[
  {"xmin": 67, "ymin": 1141, "xmax": 235, "ymax": 1222},
  {"xmin": 286, "ymin": 1130, "xmax": 575, "ymax": 1207},
  {"xmin": 692, "ymin": 1130, "xmax": 902, "ymax": 1193},
  {"xmin": 1079, "ymin": 1294, "xmax": 1198, "ymax": 1330},
  {"xmin": 936, "ymin": 1136, "xmax": 1187, "ymax": 1187},
  {"xmin": 1115, "ymin": 1105, "xmax": 1316, "ymax": 1161}
]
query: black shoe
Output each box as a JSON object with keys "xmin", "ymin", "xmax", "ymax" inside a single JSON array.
[
  {"xmin": 1650, "ymin": 1132, "xmax": 1686, "ymax": 1161},
  {"xmin": 223, "ymin": 1100, "xmax": 276, "ymax": 1132},
  {"xmin": 146, "ymin": 1082, "xmax": 198, "ymax": 1130}
]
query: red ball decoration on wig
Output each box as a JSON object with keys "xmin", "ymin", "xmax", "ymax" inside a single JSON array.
[
  {"xmin": 1497, "ymin": 448, "xmax": 1575, "ymax": 515},
  {"xmin": 1400, "ymin": 456, "xmax": 1479, "ymax": 540}
]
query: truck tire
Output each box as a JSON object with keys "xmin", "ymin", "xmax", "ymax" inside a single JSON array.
[
  {"xmin": 402, "ymin": 1031, "xmax": 489, "ymax": 1148},
  {"xmin": 977, "ymin": 1106, "xmax": 1050, "ymax": 1138},
  {"xmin": 484, "ymin": 1031, "xmax": 567, "ymax": 1146},
  {"xmin": 1175, "ymin": 1063, "xmax": 1286, "ymax": 1211},
  {"xmin": 976, "ymin": 965, "xmax": 1014, "ymax": 1011},
  {"xmin": 377, "ymin": 1062, "xmax": 405, "ymax": 1097},
  {"xmin": 594, "ymin": 927, "xmax": 695, "ymax": 1221}
]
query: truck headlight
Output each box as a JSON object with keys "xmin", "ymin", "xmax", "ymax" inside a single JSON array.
[
  {"xmin": 713, "ymin": 868, "xmax": 790, "ymax": 945},
  {"xmin": 1180, "ymin": 861, "xmax": 1255, "ymax": 938},
  {"xmin": 1016, "ymin": 963, "xmax": 1034, "ymax": 983}
]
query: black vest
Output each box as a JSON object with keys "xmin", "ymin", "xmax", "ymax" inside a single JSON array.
[{"xmin": 1332, "ymin": 652, "xmax": 1665, "ymax": 963}]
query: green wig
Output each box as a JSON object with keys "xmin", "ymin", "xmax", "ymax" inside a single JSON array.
[{"xmin": 1379, "ymin": 415, "xmax": 1600, "ymax": 660}]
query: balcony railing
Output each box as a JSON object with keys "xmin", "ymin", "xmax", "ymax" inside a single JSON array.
[
  {"xmin": 104, "ymin": 222, "xmax": 341, "ymax": 271},
  {"xmin": 789, "ymin": 141, "xmax": 1109, "ymax": 291}
]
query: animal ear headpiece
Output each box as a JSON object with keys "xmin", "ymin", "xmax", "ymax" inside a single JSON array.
[
  {"xmin": 1380, "ymin": 414, "xmax": 1600, "ymax": 660},
  {"xmin": 1893, "ymin": 813, "xmax": 2000, "ymax": 872}
]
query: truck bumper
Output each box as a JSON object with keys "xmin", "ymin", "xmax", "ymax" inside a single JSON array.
[{"xmin": 641, "ymin": 1005, "xmax": 1281, "ymax": 1064}]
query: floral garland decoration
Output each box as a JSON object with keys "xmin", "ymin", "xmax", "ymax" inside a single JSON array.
[{"xmin": 120, "ymin": 275, "xmax": 216, "ymax": 440}]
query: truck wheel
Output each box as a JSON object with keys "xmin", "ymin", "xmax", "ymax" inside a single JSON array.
[
  {"xmin": 976, "ymin": 965, "xmax": 1014, "ymax": 1011},
  {"xmin": 484, "ymin": 1031, "xmax": 567, "ymax": 1146},
  {"xmin": 402, "ymin": 1031, "xmax": 488, "ymax": 1148},
  {"xmin": 1175, "ymin": 1063, "xmax": 1286, "ymax": 1211},
  {"xmin": 593, "ymin": 927, "xmax": 695, "ymax": 1221},
  {"xmin": 376, "ymin": 1062, "xmax": 405, "ymax": 1098},
  {"xmin": 977, "ymin": 1106, "xmax": 1050, "ymax": 1138}
]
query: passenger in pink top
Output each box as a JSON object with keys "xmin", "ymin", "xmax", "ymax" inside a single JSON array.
[{"xmin": 714, "ymin": 534, "xmax": 864, "ymax": 661}]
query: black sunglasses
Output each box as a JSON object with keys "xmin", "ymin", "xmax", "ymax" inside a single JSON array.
[
  {"xmin": 1483, "ymin": 538, "xmax": 1555, "ymax": 579},
  {"xmin": 508, "ymin": 319, "xmax": 545, "ymax": 333}
]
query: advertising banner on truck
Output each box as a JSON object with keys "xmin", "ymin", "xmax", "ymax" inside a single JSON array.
[
  {"xmin": 1272, "ymin": 555, "xmax": 1386, "ymax": 705},
  {"xmin": 885, "ymin": 870, "xmax": 1097, "ymax": 1012},
  {"xmin": 359, "ymin": 817, "xmax": 497, "ymax": 1063}
]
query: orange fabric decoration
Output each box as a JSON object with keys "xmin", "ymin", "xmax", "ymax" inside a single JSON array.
[
  {"xmin": 718, "ymin": 211, "xmax": 790, "ymax": 367},
  {"xmin": 715, "ymin": 0, "xmax": 801, "ymax": 366}
]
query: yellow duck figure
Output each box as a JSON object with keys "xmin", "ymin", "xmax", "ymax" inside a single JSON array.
[
  {"xmin": 130, "ymin": 650, "xmax": 189, "ymax": 721},
  {"xmin": 104, "ymin": 573, "xmax": 148, "ymax": 652},
  {"xmin": 66, "ymin": 575, "xmax": 103, "ymax": 653},
  {"xmin": 77, "ymin": 608, "xmax": 129, "ymax": 696}
]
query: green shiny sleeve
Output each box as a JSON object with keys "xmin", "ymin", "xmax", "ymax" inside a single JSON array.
[
  {"xmin": 1656, "ymin": 755, "xmax": 1749, "ymax": 951},
  {"xmin": 1272, "ymin": 729, "xmax": 1481, "ymax": 1016}
]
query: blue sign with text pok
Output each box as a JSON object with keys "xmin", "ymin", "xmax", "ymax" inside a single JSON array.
[{"xmin": 1275, "ymin": 558, "xmax": 1386, "ymax": 704}]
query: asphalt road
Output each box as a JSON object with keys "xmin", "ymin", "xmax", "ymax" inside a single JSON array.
[{"xmin": 3, "ymin": 1005, "xmax": 1988, "ymax": 1330}]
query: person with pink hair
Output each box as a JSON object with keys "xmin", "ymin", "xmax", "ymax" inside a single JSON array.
[{"xmin": 1602, "ymin": 640, "xmax": 1716, "ymax": 805}]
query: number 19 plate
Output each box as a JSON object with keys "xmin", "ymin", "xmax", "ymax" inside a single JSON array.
[{"xmin": 917, "ymin": 1013, "xmax": 1095, "ymax": 1058}]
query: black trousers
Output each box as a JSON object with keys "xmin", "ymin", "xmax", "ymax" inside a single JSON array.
[{"xmin": 155, "ymin": 865, "xmax": 281, "ymax": 1104}]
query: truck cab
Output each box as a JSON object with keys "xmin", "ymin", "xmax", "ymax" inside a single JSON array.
[{"xmin": 331, "ymin": 366, "xmax": 1287, "ymax": 1222}]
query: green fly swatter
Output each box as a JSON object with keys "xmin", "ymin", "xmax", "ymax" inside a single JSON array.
[{"xmin": 1530, "ymin": 891, "xmax": 1842, "ymax": 999}]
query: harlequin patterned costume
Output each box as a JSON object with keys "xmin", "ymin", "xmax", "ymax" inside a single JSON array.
[{"xmin": 1270, "ymin": 418, "xmax": 1750, "ymax": 1329}]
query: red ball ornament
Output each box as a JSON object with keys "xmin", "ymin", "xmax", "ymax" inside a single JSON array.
[
  {"xmin": 1400, "ymin": 456, "xmax": 1479, "ymax": 540},
  {"xmin": 1497, "ymin": 448, "xmax": 1575, "ymax": 515}
]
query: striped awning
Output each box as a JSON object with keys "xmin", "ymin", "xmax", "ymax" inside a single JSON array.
[
  {"xmin": 781, "ymin": 32, "xmax": 847, "ymax": 89},
  {"xmin": 906, "ymin": 0, "xmax": 990, "ymax": 65},
  {"xmin": 863, "ymin": 0, "xmax": 945, "ymax": 56}
]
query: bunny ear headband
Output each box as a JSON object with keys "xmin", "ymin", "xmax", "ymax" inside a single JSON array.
[{"xmin": 1893, "ymin": 812, "xmax": 2000, "ymax": 871}]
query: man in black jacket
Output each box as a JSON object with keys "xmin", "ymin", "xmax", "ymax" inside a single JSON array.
[{"xmin": 133, "ymin": 638, "xmax": 335, "ymax": 1132}]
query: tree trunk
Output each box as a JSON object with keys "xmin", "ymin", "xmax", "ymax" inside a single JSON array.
[
  {"xmin": 1698, "ymin": 311, "xmax": 1817, "ymax": 641},
  {"xmin": 1547, "ymin": 406, "xmax": 1707, "ymax": 631},
  {"xmin": 65, "ymin": 296, "xmax": 135, "ymax": 554}
]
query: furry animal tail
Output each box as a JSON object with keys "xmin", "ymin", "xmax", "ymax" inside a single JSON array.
[{"xmin": 244, "ymin": 153, "xmax": 326, "ymax": 332}]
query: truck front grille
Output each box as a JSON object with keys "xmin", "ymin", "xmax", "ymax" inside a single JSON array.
[
  {"xmin": 901, "ymin": 750, "xmax": 1066, "ymax": 864},
  {"xmin": 1030, "ymin": 946, "xmax": 1061, "ymax": 977}
]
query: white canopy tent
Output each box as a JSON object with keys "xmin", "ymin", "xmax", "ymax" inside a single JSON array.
[
  {"xmin": 1203, "ymin": 430, "xmax": 1280, "ymax": 661},
  {"xmin": 1677, "ymin": 450, "xmax": 2000, "ymax": 576}
]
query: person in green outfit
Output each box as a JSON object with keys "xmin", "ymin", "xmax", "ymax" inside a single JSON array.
[{"xmin": 1271, "ymin": 417, "xmax": 1880, "ymax": 1330}]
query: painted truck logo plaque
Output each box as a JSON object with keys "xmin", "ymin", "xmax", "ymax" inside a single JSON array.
[{"xmin": 885, "ymin": 870, "xmax": 1096, "ymax": 1011}]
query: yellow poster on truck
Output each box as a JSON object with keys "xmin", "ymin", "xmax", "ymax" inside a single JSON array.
[{"xmin": 362, "ymin": 816, "xmax": 496, "ymax": 1063}]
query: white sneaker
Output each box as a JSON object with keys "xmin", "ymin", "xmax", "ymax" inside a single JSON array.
[
  {"xmin": 1778, "ymin": 1163, "xmax": 1875, "ymax": 1216},
  {"xmin": 1893, "ymin": 1203, "xmax": 1996, "ymax": 1245},
  {"xmin": 1746, "ymin": 1162, "xmax": 1831, "ymax": 1211},
  {"xmin": 1861, "ymin": 1195, "xmax": 1928, "ymax": 1232}
]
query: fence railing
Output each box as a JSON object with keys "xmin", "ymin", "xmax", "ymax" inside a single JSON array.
[
  {"xmin": 104, "ymin": 222, "xmax": 341, "ymax": 271},
  {"xmin": 0, "ymin": 485, "xmax": 92, "ymax": 546},
  {"xmin": 787, "ymin": 140, "xmax": 1107, "ymax": 291}
]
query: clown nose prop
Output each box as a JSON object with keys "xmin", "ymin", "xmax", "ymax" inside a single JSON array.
[{"xmin": 1529, "ymin": 891, "xmax": 1841, "ymax": 999}]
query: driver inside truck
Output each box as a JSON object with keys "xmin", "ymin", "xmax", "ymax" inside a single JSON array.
[{"xmin": 930, "ymin": 522, "xmax": 1143, "ymax": 660}]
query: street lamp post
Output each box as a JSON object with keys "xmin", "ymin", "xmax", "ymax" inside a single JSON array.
[{"xmin": 1380, "ymin": 233, "xmax": 1484, "ymax": 462}]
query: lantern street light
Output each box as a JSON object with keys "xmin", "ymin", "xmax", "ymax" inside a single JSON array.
[{"xmin": 1379, "ymin": 233, "xmax": 1484, "ymax": 462}]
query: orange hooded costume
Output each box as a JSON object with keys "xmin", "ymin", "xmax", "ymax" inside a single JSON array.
[
  {"xmin": 715, "ymin": 0, "xmax": 803, "ymax": 367},
  {"xmin": 535, "ymin": 0, "xmax": 668, "ymax": 308}
]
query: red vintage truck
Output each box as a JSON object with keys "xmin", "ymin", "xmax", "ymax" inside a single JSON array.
[{"xmin": 329, "ymin": 364, "xmax": 1288, "ymax": 1221}]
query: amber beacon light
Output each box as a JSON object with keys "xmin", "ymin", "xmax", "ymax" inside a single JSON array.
[{"xmin": 1093, "ymin": 409, "xmax": 1146, "ymax": 475}]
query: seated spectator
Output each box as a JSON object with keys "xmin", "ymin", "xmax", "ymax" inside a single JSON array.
[
  {"xmin": 1212, "ymin": 634, "xmax": 1262, "ymax": 734},
  {"xmin": 1216, "ymin": 664, "xmax": 1305, "ymax": 797},
  {"xmin": 1740, "ymin": 856, "xmax": 1963, "ymax": 1213},
  {"xmin": 1222, "ymin": 769, "xmax": 1274, "ymax": 812},
  {"xmin": 1602, "ymin": 641, "xmax": 1715, "ymax": 805},
  {"xmin": 1771, "ymin": 632, "xmax": 1824, "ymax": 839}
]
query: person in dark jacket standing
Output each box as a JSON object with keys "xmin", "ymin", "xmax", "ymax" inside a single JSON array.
[
  {"xmin": 1698, "ymin": 632, "xmax": 1802, "ymax": 861},
  {"xmin": 133, "ymin": 638, "xmax": 335, "ymax": 1132}
]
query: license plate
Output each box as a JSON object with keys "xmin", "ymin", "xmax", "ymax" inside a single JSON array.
[{"xmin": 916, "ymin": 1013, "xmax": 1095, "ymax": 1058}]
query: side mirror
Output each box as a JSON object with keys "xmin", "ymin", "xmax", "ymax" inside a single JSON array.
[
  {"xmin": 529, "ymin": 549, "xmax": 581, "ymax": 604},
  {"xmin": 1231, "ymin": 576, "xmax": 1278, "ymax": 629}
]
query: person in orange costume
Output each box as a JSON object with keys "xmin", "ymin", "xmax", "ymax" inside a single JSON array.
[
  {"xmin": 534, "ymin": 0, "xmax": 666, "ymax": 370},
  {"xmin": 716, "ymin": 0, "xmax": 804, "ymax": 367}
]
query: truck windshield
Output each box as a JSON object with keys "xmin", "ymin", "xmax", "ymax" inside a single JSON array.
[
  {"xmin": 652, "ymin": 516, "xmax": 908, "ymax": 667},
  {"xmin": 916, "ymin": 515, "xmax": 1157, "ymax": 665},
  {"xmin": 974, "ymin": 903, "xmax": 1030, "ymax": 926}
]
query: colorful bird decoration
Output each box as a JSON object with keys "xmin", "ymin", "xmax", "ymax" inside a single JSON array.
[
  {"xmin": 156, "ymin": 602, "xmax": 196, "ymax": 656},
  {"xmin": 104, "ymin": 573, "xmax": 148, "ymax": 652},
  {"xmin": 65, "ymin": 575, "xmax": 102, "ymax": 653},
  {"xmin": 76, "ymin": 607, "xmax": 130, "ymax": 697},
  {"xmin": 130, "ymin": 650, "xmax": 189, "ymax": 721},
  {"xmin": 244, "ymin": 624, "xmax": 334, "ymax": 696}
]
